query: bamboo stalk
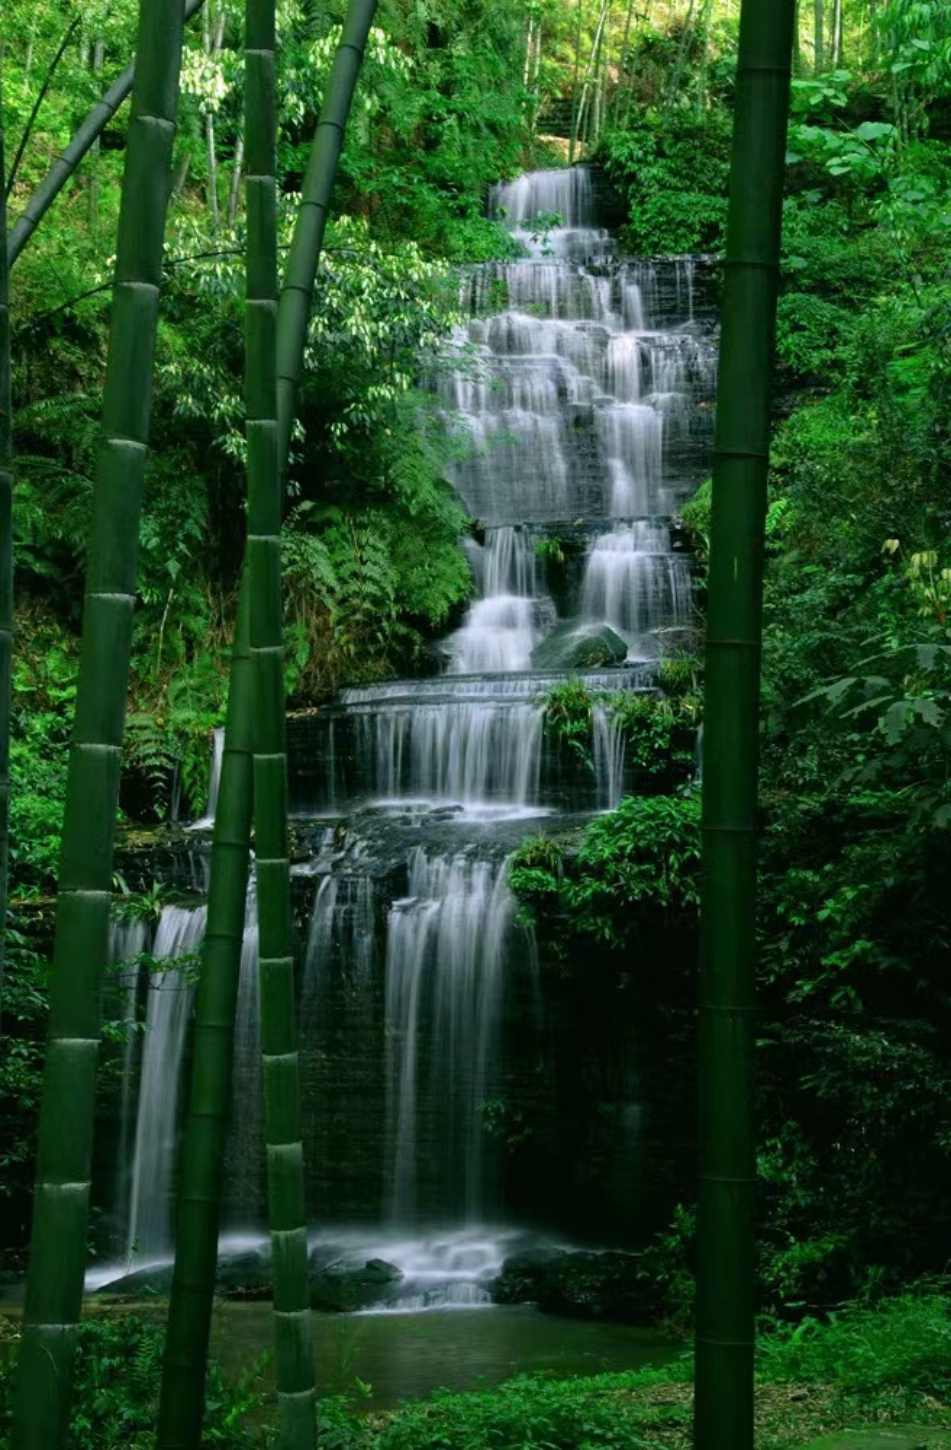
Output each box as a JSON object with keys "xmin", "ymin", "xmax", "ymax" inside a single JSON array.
[
  {"xmin": 693, "ymin": 1, "xmax": 796, "ymax": 1448},
  {"xmin": 11, "ymin": 0, "xmax": 186, "ymax": 1443},
  {"xmin": 568, "ymin": 0, "xmax": 584, "ymax": 163},
  {"xmin": 155, "ymin": 592, "xmax": 255, "ymax": 1450},
  {"xmin": 0, "ymin": 69, "xmax": 12, "ymax": 1009},
  {"xmin": 275, "ymin": 0, "xmax": 379, "ymax": 477},
  {"xmin": 245, "ymin": 0, "xmax": 316, "ymax": 1435},
  {"xmin": 7, "ymin": 0, "xmax": 207, "ymax": 268},
  {"xmin": 157, "ymin": 5, "xmax": 380, "ymax": 1443}
]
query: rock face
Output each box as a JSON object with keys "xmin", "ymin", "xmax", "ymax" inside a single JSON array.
[
  {"xmin": 492, "ymin": 1248, "xmax": 656, "ymax": 1325},
  {"xmin": 308, "ymin": 1258, "xmax": 403, "ymax": 1313},
  {"xmin": 531, "ymin": 623, "xmax": 628, "ymax": 671}
]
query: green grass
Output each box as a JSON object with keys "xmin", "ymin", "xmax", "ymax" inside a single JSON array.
[{"xmin": 345, "ymin": 1290, "xmax": 951, "ymax": 1450}]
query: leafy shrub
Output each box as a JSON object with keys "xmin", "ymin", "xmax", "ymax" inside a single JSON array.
[
  {"xmin": 598, "ymin": 112, "xmax": 731, "ymax": 254},
  {"xmin": 608, "ymin": 690, "xmax": 699, "ymax": 788},
  {"xmin": 0, "ymin": 1315, "xmax": 264, "ymax": 1448},
  {"xmin": 542, "ymin": 681, "xmax": 594, "ymax": 769},
  {"xmin": 758, "ymin": 1284, "xmax": 951, "ymax": 1399}
]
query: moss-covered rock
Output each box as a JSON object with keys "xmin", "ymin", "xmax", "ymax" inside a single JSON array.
[{"xmin": 492, "ymin": 1248, "xmax": 655, "ymax": 1325}]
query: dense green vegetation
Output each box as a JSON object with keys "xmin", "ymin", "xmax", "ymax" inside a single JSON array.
[
  {"xmin": 2, "ymin": 1287, "xmax": 950, "ymax": 1447},
  {"xmin": 1, "ymin": 0, "xmax": 951, "ymax": 1442}
]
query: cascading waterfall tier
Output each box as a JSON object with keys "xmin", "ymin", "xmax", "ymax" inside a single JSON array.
[{"xmin": 385, "ymin": 849, "xmax": 527, "ymax": 1228}]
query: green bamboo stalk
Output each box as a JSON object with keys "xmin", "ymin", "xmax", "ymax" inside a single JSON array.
[
  {"xmin": 157, "ymin": 6, "xmax": 380, "ymax": 1444},
  {"xmin": 275, "ymin": 0, "xmax": 379, "ymax": 476},
  {"xmin": 693, "ymin": 2, "xmax": 796, "ymax": 1448},
  {"xmin": 11, "ymin": 0, "xmax": 186, "ymax": 1444},
  {"xmin": 568, "ymin": 0, "xmax": 584, "ymax": 163},
  {"xmin": 246, "ymin": 0, "xmax": 316, "ymax": 1437},
  {"xmin": 0, "ymin": 67, "xmax": 13, "ymax": 1007},
  {"xmin": 155, "ymin": 593, "xmax": 254, "ymax": 1450},
  {"xmin": 7, "ymin": 0, "xmax": 207, "ymax": 268}
]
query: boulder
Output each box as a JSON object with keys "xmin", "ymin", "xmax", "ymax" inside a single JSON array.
[
  {"xmin": 532, "ymin": 623, "xmax": 628, "ymax": 671},
  {"xmin": 94, "ymin": 1263, "xmax": 176, "ymax": 1298},
  {"xmin": 492, "ymin": 1248, "xmax": 655, "ymax": 1325},
  {"xmin": 309, "ymin": 1257, "xmax": 403, "ymax": 1313}
]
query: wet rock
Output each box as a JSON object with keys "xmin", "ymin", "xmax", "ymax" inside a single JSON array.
[
  {"xmin": 309, "ymin": 1257, "xmax": 403, "ymax": 1313},
  {"xmin": 531, "ymin": 623, "xmax": 627, "ymax": 671},
  {"xmin": 492, "ymin": 1248, "xmax": 654, "ymax": 1325},
  {"xmin": 217, "ymin": 1248, "xmax": 272, "ymax": 1301},
  {"xmin": 94, "ymin": 1263, "xmax": 176, "ymax": 1298}
]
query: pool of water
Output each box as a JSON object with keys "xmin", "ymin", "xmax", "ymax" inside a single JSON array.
[{"xmin": 210, "ymin": 1303, "xmax": 681, "ymax": 1411}]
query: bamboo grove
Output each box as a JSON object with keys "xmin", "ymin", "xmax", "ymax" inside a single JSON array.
[{"xmin": 2, "ymin": 0, "xmax": 946, "ymax": 1447}]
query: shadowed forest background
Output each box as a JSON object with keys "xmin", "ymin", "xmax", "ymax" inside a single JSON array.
[{"xmin": 1, "ymin": 1, "xmax": 951, "ymax": 1446}]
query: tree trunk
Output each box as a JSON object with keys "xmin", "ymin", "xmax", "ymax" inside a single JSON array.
[
  {"xmin": 575, "ymin": 0, "xmax": 609, "ymax": 156},
  {"xmin": 693, "ymin": 0, "xmax": 796, "ymax": 1447},
  {"xmin": 276, "ymin": 0, "xmax": 381, "ymax": 484},
  {"xmin": 7, "ymin": 0, "xmax": 208, "ymax": 269},
  {"xmin": 832, "ymin": 0, "xmax": 843, "ymax": 67},
  {"xmin": 11, "ymin": 0, "xmax": 186, "ymax": 1442},
  {"xmin": 814, "ymin": 0, "xmax": 824, "ymax": 71},
  {"xmin": 0, "ymin": 80, "xmax": 12, "ymax": 1009},
  {"xmin": 156, "ymin": 6, "xmax": 381, "ymax": 1445},
  {"xmin": 88, "ymin": 39, "xmax": 105, "ymax": 236},
  {"xmin": 697, "ymin": 0, "xmax": 715, "ymax": 113},
  {"xmin": 568, "ymin": 0, "xmax": 584, "ymax": 163},
  {"xmin": 612, "ymin": 0, "xmax": 637, "ymax": 126},
  {"xmin": 228, "ymin": 129, "xmax": 245, "ymax": 223}
]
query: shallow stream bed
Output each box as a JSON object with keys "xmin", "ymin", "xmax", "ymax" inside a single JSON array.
[{"xmin": 210, "ymin": 1302, "xmax": 679, "ymax": 1411}]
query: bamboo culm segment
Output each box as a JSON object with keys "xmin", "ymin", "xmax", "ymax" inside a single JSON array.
[
  {"xmin": 275, "ymin": 0, "xmax": 379, "ymax": 472},
  {"xmin": 0, "ymin": 83, "xmax": 13, "ymax": 1007},
  {"xmin": 11, "ymin": 0, "xmax": 186, "ymax": 1445},
  {"xmin": 693, "ymin": 3, "xmax": 796, "ymax": 1449},
  {"xmin": 247, "ymin": 0, "xmax": 316, "ymax": 1437},
  {"xmin": 157, "ymin": 7, "xmax": 379, "ymax": 1441},
  {"xmin": 6, "ymin": 0, "xmax": 207, "ymax": 269},
  {"xmin": 156, "ymin": 592, "xmax": 254, "ymax": 1450}
]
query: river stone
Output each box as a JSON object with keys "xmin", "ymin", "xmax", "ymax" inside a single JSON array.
[
  {"xmin": 309, "ymin": 1257, "xmax": 403, "ymax": 1313},
  {"xmin": 492, "ymin": 1248, "xmax": 654, "ymax": 1324},
  {"xmin": 531, "ymin": 622, "xmax": 627, "ymax": 670}
]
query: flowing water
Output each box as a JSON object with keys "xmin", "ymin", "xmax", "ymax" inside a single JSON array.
[{"xmin": 105, "ymin": 167, "xmax": 714, "ymax": 1316}]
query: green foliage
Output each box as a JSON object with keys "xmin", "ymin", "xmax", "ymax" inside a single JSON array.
[
  {"xmin": 758, "ymin": 1284, "xmax": 951, "ymax": 1400},
  {"xmin": 0, "ymin": 1314, "xmax": 265, "ymax": 1447},
  {"xmin": 352, "ymin": 1369, "xmax": 674, "ymax": 1450},
  {"xmin": 608, "ymin": 684, "xmax": 700, "ymax": 788},
  {"xmin": 598, "ymin": 111, "xmax": 732, "ymax": 254},
  {"xmin": 511, "ymin": 794, "xmax": 701, "ymax": 950},
  {"xmin": 541, "ymin": 680, "xmax": 593, "ymax": 770}
]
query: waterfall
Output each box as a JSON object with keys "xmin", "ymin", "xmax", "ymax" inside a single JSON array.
[
  {"xmin": 189, "ymin": 727, "xmax": 225, "ymax": 828},
  {"xmin": 224, "ymin": 910, "xmax": 262, "ymax": 1228},
  {"xmin": 581, "ymin": 522, "xmax": 692, "ymax": 652},
  {"xmin": 352, "ymin": 696, "xmax": 545, "ymax": 811},
  {"xmin": 385, "ymin": 850, "xmax": 517, "ymax": 1225},
  {"xmin": 108, "ymin": 918, "xmax": 150, "ymax": 1246},
  {"xmin": 126, "ymin": 904, "xmax": 206, "ymax": 1262},
  {"xmin": 593, "ymin": 704, "xmax": 627, "ymax": 811},
  {"xmin": 450, "ymin": 528, "xmax": 547, "ymax": 675},
  {"xmin": 97, "ymin": 169, "xmax": 716, "ymax": 1285}
]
